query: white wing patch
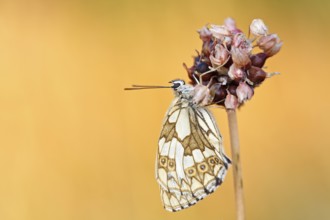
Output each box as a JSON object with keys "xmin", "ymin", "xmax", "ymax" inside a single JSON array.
[
  {"xmin": 175, "ymin": 108, "xmax": 191, "ymax": 140},
  {"xmin": 156, "ymin": 98, "xmax": 230, "ymax": 212}
]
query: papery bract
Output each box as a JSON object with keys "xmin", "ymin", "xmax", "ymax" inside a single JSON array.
[
  {"xmin": 210, "ymin": 44, "xmax": 230, "ymax": 67},
  {"xmin": 258, "ymin": 34, "xmax": 282, "ymax": 57},
  {"xmin": 198, "ymin": 26, "xmax": 212, "ymax": 42},
  {"xmin": 225, "ymin": 93, "xmax": 239, "ymax": 109},
  {"xmin": 236, "ymin": 82, "xmax": 254, "ymax": 103},
  {"xmin": 209, "ymin": 24, "xmax": 231, "ymax": 40},
  {"xmin": 228, "ymin": 64, "xmax": 245, "ymax": 81},
  {"xmin": 250, "ymin": 19, "xmax": 268, "ymax": 36}
]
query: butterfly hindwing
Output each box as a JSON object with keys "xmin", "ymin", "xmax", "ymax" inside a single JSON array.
[{"xmin": 156, "ymin": 97, "xmax": 230, "ymax": 212}]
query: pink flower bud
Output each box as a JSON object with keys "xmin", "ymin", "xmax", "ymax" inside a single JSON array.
[
  {"xmin": 224, "ymin": 17, "xmax": 241, "ymax": 34},
  {"xmin": 193, "ymin": 84, "xmax": 212, "ymax": 106},
  {"xmin": 225, "ymin": 93, "xmax": 239, "ymax": 109},
  {"xmin": 265, "ymin": 41, "xmax": 283, "ymax": 57},
  {"xmin": 209, "ymin": 44, "xmax": 230, "ymax": 67},
  {"xmin": 258, "ymin": 34, "xmax": 282, "ymax": 57},
  {"xmin": 231, "ymin": 47, "xmax": 251, "ymax": 67},
  {"xmin": 228, "ymin": 64, "xmax": 245, "ymax": 81},
  {"xmin": 198, "ymin": 26, "xmax": 212, "ymax": 42},
  {"xmin": 250, "ymin": 19, "xmax": 268, "ymax": 36},
  {"xmin": 209, "ymin": 24, "xmax": 231, "ymax": 40},
  {"xmin": 236, "ymin": 82, "xmax": 254, "ymax": 103},
  {"xmin": 232, "ymin": 33, "xmax": 252, "ymax": 52}
]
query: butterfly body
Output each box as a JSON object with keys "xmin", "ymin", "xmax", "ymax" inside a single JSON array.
[{"xmin": 156, "ymin": 79, "xmax": 230, "ymax": 212}]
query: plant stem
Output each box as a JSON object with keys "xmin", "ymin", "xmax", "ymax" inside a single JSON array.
[{"xmin": 227, "ymin": 109, "xmax": 245, "ymax": 220}]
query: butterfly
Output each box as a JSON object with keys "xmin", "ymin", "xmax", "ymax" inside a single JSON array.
[{"xmin": 125, "ymin": 78, "xmax": 231, "ymax": 212}]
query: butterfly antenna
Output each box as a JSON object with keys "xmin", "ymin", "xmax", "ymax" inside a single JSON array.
[{"xmin": 124, "ymin": 84, "xmax": 172, "ymax": 90}]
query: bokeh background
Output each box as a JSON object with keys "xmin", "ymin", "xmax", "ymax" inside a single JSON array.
[{"xmin": 0, "ymin": 0, "xmax": 329, "ymax": 219}]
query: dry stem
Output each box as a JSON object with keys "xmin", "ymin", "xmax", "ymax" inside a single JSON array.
[{"xmin": 227, "ymin": 109, "xmax": 245, "ymax": 220}]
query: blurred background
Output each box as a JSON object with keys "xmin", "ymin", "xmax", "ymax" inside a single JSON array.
[{"xmin": 0, "ymin": 0, "xmax": 329, "ymax": 219}]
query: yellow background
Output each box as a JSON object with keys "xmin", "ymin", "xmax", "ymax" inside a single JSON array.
[{"xmin": 0, "ymin": 0, "xmax": 329, "ymax": 219}]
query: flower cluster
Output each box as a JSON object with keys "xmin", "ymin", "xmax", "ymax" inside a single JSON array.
[{"xmin": 183, "ymin": 18, "xmax": 282, "ymax": 109}]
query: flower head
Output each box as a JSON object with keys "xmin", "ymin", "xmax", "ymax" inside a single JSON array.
[{"xmin": 184, "ymin": 17, "xmax": 282, "ymax": 109}]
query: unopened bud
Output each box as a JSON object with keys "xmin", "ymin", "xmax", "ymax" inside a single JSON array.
[
  {"xmin": 209, "ymin": 24, "xmax": 231, "ymax": 40},
  {"xmin": 231, "ymin": 47, "xmax": 251, "ymax": 67},
  {"xmin": 225, "ymin": 93, "xmax": 239, "ymax": 109},
  {"xmin": 247, "ymin": 66, "xmax": 267, "ymax": 85},
  {"xmin": 258, "ymin": 34, "xmax": 282, "ymax": 57},
  {"xmin": 232, "ymin": 33, "xmax": 252, "ymax": 52},
  {"xmin": 198, "ymin": 26, "xmax": 212, "ymax": 42},
  {"xmin": 236, "ymin": 82, "xmax": 254, "ymax": 103},
  {"xmin": 209, "ymin": 44, "xmax": 230, "ymax": 67},
  {"xmin": 250, "ymin": 19, "xmax": 268, "ymax": 36},
  {"xmin": 193, "ymin": 84, "xmax": 212, "ymax": 106},
  {"xmin": 250, "ymin": 53, "xmax": 267, "ymax": 68},
  {"xmin": 228, "ymin": 84, "xmax": 238, "ymax": 96},
  {"xmin": 228, "ymin": 64, "xmax": 245, "ymax": 81},
  {"xmin": 195, "ymin": 61, "xmax": 209, "ymax": 74},
  {"xmin": 224, "ymin": 17, "xmax": 241, "ymax": 34},
  {"xmin": 213, "ymin": 86, "xmax": 227, "ymax": 104}
]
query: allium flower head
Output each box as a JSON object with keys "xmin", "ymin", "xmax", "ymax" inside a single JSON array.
[{"xmin": 184, "ymin": 18, "xmax": 282, "ymax": 109}]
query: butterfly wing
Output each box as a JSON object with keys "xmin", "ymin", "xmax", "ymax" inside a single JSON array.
[{"xmin": 156, "ymin": 97, "xmax": 231, "ymax": 212}]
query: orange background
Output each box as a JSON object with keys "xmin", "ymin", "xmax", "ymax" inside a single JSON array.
[{"xmin": 0, "ymin": 0, "xmax": 329, "ymax": 220}]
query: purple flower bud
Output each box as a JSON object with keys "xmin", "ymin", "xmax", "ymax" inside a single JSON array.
[
  {"xmin": 198, "ymin": 26, "xmax": 212, "ymax": 42},
  {"xmin": 250, "ymin": 19, "xmax": 268, "ymax": 36},
  {"xmin": 247, "ymin": 66, "xmax": 267, "ymax": 85},
  {"xmin": 258, "ymin": 34, "xmax": 282, "ymax": 57},
  {"xmin": 236, "ymin": 82, "xmax": 254, "ymax": 103},
  {"xmin": 225, "ymin": 93, "xmax": 239, "ymax": 109},
  {"xmin": 250, "ymin": 53, "xmax": 268, "ymax": 68},
  {"xmin": 212, "ymin": 85, "xmax": 227, "ymax": 103},
  {"xmin": 209, "ymin": 44, "xmax": 230, "ymax": 67},
  {"xmin": 228, "ymin": 84, "xmax": 238, "ymax": 96},
  {"xmin": 228, "ymin": 64, "xmax": 245, "ymax": 81}
]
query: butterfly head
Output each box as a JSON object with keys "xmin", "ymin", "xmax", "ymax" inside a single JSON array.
[
  {"xmin": 170, "ymin": 79, "xmax": 185, "ymax": 90},
  {"xmin": 169, "ymin": 79, "xmax": 193, "ymax": 96}
]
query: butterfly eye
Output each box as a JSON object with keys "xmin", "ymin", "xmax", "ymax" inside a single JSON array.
[{"xmin": 170, "ymin": 79, "xmax": 185, "ymax": 90}]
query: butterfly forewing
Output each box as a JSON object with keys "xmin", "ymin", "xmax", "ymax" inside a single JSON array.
[{"xmin": 156, "ymin": 96, "xmax": 230, "ymax": 212}]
